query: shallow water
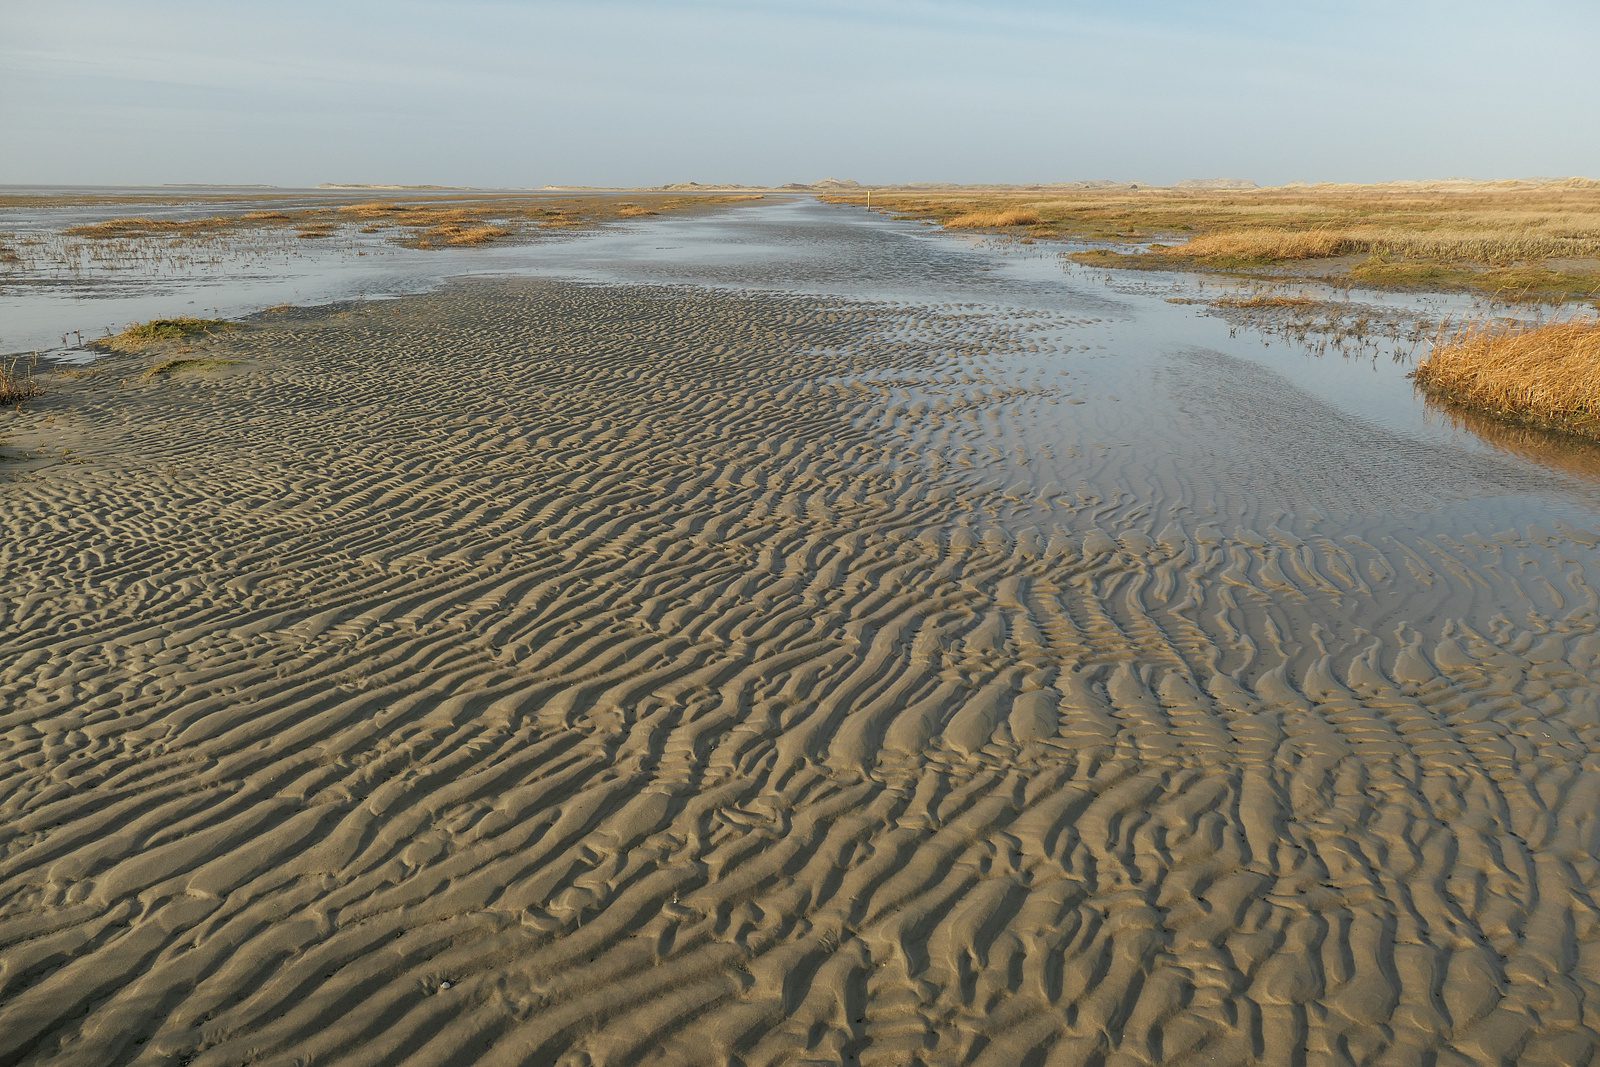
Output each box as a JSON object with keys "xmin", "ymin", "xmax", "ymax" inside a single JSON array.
[{"xmin": 0, "ymin": 186, "xmax": 621, "ymax": 359}]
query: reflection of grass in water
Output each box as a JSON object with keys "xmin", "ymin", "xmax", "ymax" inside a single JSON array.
[
  {"xmin": 1421, "ymin": 378, "xmax": 1600, "ymax": 478},
  {"xmin": 1168, "ymin": 285, "xmax": 1435, "ymax": 362},
  {"xmin": 97, "ymin": 318, "xmax": 233, "ymax": 353},
  {"xmin": 1416, "ymin": 319, "xmax": 1600, "ymax": 439}
]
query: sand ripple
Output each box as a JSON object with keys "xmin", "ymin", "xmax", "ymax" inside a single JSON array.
[{"xmin": 2, "ymin": 277, "xmax": 1600, "ymax": 1064}]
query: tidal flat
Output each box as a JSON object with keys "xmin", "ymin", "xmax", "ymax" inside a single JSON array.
[{"xmin": 3, "ymin": 195, "xmax": 1600, "ymax": 1065}]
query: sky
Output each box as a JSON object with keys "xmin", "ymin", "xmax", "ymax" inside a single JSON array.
[{"xmin": 2, "ymin": 0, "xmax": 1597, "ymax": 188}]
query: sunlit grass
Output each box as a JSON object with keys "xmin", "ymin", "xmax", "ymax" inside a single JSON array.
[
  {"xmin": 97, "ymin": 317, "xmax": 233, "ymax": 353},
  {"xmin": 946, "ymin": 208, "xmax": 1042, "ymax": 228},
  {"xmin": 1415, "ymin": 318, "xmax": 1600, "ymax": 437},
  {"xmin": 829, "ymin": 179, "xmax": 1600, "ymax": 301},
  {"xmin": 0, "ymin": 355, "xmax": 40, "ymax": 405},
  {"xmin": 66, "ymin": 216, "xmax": 240, "ymax": 239}
]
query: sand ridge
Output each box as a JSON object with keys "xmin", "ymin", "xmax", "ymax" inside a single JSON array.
[{"xmin": 2, "ymin": 274, "xmax": 1600, "ymax": 1065}]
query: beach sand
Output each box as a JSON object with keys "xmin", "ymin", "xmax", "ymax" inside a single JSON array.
[{"xmin": 3, "ymin": 251, "xmax": 1600, "ymax": 1064}]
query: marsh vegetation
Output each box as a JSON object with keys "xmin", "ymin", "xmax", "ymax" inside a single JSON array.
[
  {"xmin": 0, "ymin": 191, "xmax": 769, "ymax": 283},
  {"xmin": 838, "ymin": 180, "xmax": 1600, "ymax": 436},
  {"xmin": 1416, "ymin": 318, "xmax": 1600, "ymax": 438},
  {"xmin": 95, "ymin": 317, "xmax": 233, "ymax": 353},
  {"xmin": 831, "ymin": 180, "xmax": 1600, "ymax": 303},
  {"xmin": 0, "ymin": 355, "xmax": 39, "ymax": 405}
]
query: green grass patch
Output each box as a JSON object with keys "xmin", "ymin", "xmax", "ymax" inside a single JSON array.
[{"xmin": 1350, "ymin": 260, "xmax": 1600, "ymax": 302}]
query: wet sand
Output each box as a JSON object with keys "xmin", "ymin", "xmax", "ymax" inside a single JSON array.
[{"xmin": 4, "ymin": 201, "xmax": 1600, "ymax": 1065}]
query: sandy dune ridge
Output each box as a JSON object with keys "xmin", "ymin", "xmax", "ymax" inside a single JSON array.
[{"xmin": 2, "ymin": 275, "xmax": 1600, "ymax": 1065}]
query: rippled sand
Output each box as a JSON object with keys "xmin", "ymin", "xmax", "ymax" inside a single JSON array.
[{"xmin": 4, "ymin": 203, "xmax": 1600, "ymax": 1065}]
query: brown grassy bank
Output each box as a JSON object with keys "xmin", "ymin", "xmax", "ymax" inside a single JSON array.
[
  {"xmin": 1415, "ymin": 318, "xmax": 1600, "ymax": 438},
  {"xmin": 827, "ymin": 180, "xmax": 1600, "ymax": 303}
]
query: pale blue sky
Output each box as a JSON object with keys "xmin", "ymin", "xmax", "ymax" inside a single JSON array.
[{"xmin": 2, "ymin": 0, "xmax": 1596, "ymax": 187}]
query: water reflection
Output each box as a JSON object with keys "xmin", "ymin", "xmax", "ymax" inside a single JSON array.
[{"xmin": 1418, "ymin": 384, "xmax": 1600, "ymax": 481}]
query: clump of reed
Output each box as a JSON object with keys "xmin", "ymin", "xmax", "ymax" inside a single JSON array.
[
  {"xmin": 66, "ymin": 216, "xmax": 241, "ymax": 239},
  {"xmin": 946, "ymin": 208, "xmax": 1043, "ymax": 229},
  {"xmin": 97, "ymin": 317, "xmax": 233, "ymax": 353},
  {"xmin": 1415, "ymin": 318, "xmax": 1600, "ymax": 437},
  {"xmin": 0, "ymin": 355, "xmax": 40, "ymax": 405},
  {"xmin": 340, "ymin": 202, "xmax": 515, "ymax": 247},
  {"xmin": 338, "ymin": 202, "xmax": 465, "ymax": 224},
  {"xmin": 422, "ymin": 223, "xmax": 510, "ymax": 247},
  {"xmin": 1155, "ymin": 228, "xmax": 1365, "ymax": 263}
]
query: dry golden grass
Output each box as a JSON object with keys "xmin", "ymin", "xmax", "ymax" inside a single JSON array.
[
  {"xmin": 538, "ymin": 213, "xmax": 586, "ymax": 229},
  {"xmin": 946, "ymin": 208, "xmax": 1043, "ymax": 229},
  {"xmin": 828, "ymin": 180, "xmax": 1600, "ymax": 301},
  {"xmin": 1415, "ymin": 318, "xmax": 1600, "ymax": 437},
  {"xmin": 444, "ymin": 224, "xmax": 510, "ymax": 246},
  {"xmin": 1158, "ymin": 228, "xmax": 1365, "ymax": 262},
  {"xmin": 96, "ymin": 318, "xmax": 233, "ymax": 354},
  {"xmin": 0, "ymin": 355, "xmax": 40, "ymax": 405},
  {"xmin": 1158, "ymin": 226, "xmax": 1600, "ymax": 267},
  {"xmin": 336, "ymin": 202, "xmax": 480, "ymax": 226},
  {"xmin": 66, "ymin": 216, "xmax": 241, "ymax": 239}
]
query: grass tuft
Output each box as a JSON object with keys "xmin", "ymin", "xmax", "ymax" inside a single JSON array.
[
  {"xmin": 435, "ymin": 223, "xmax": 511, "ymax": 246},
  {"xmin": 98, "ymin": 318, "xmax": 233, "ymax": 353},
  {"xmin": 1415, "ymin": 318, "xmax": 1600, "ymax": 437},
  {"xmin": 0, "ymin": 355, "xmax": 40, "ymax": 405}
]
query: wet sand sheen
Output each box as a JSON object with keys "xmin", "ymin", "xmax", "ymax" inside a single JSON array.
[{"xmin": 3, "ymin": 206, "xmax": 1600, "ymax": 1065}]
